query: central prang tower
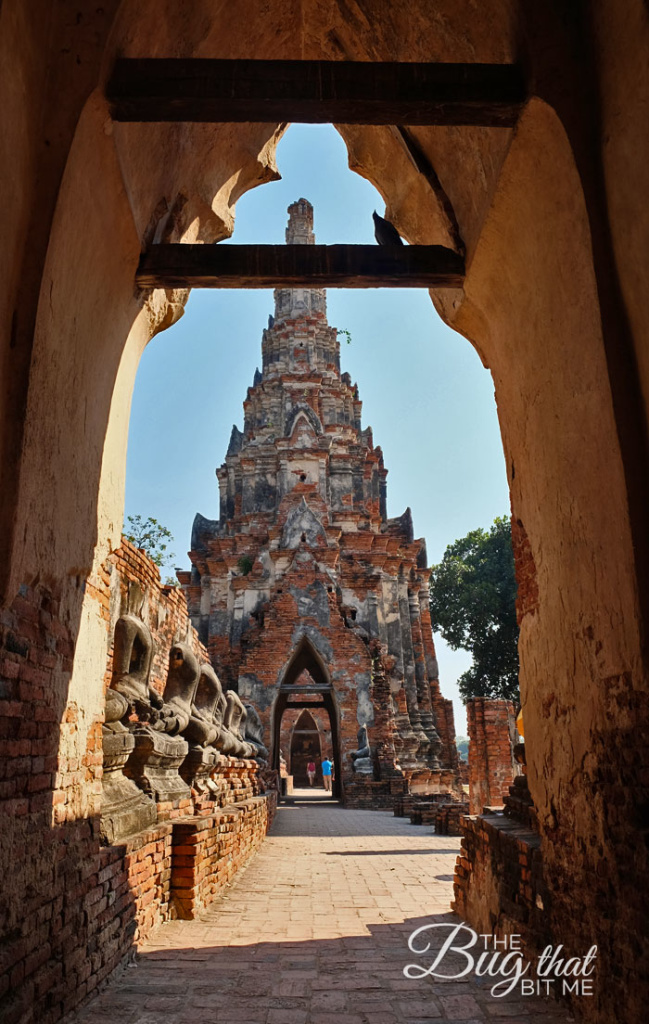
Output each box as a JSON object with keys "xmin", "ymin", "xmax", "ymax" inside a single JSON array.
[{"xmin": 181, "ymin": 199, "xmax": 461, "ymax": 807}]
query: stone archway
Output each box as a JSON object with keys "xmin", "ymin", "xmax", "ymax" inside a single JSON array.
[
  {"xmin": 2, "ymin": 4, "xmax": 649, "ymax": 1021},
  {"xmin": 270, "ymin": 637, "xmax": 343, "ymax": 798},
  {"xmin": 288, "ymin": 709, "xmax": 323, "ymax": 787}
]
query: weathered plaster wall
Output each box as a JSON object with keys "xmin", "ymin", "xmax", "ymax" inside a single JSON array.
[
  {"xmin": 443, "ymin": 99, "xmax": 647, "ymax": 1021},
  {"xmin": 594, "ymin": 1, "xmax": 649, "ymax": 412}
]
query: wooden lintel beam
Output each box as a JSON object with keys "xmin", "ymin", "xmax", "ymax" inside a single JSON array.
[
  {"xmin": 282, "ymin": 701, "xmax": 328, "ymax": 709},
  {"xmin": 107, "ymin": 59, "xmax": 525, "ymax": 127},
  {"xmin": 280, "ymin": 685, "xmax": 330, "ymax": 695},
  {"xmin": 136, "ymin": 244, "xmax": 464, "ymax": 289}
]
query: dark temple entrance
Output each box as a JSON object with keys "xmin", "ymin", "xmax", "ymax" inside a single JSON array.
[
  {"xmin": 271, "ymin": 637, "xmax": 342, "ymax": 799},
  {"xmin": 289, "ymin": 710, "xmax": 323, "ymax": 787}
]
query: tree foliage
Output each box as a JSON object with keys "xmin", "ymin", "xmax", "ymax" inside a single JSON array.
[
  {"xmin": 237, "ymin": 555, "xmax": 254, "ymax": 576},
  {"xmin": 124, "ymin": 515, "xmax": 176, "ymax": 571},
  {"xmin": 429, "ymin": 516, "xmax": 519, "ymax": 702}
]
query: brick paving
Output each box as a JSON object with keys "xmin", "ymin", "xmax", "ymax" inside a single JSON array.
[{"xmin": 71, "ymin": 791, "xmax": 571, "ymax": 1024}]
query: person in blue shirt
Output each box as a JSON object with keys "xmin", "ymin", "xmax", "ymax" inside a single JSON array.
[{"xmin": 321, "ymin": 758, "xmax": 333, "ymax": 792}]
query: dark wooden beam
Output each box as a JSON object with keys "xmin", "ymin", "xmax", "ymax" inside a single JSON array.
[
  {"xmin": 280, "ymin": 685, "xmax": 330, "ymax": 695},
  {"xmin": 107, "ymin": 59, "xmax": 525, "ymax": 127},
  {"xmin": 282, "ymin": 701, "xmax": 328, "ymax": 710},
  {"xmin": 135, "ymin": 244, "xmax": 464, "ymax": 289}
]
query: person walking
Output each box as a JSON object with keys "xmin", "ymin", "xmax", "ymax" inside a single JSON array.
[
  {"xmin": 321, "ymin": 758, "xmax": 333, "ymax": 792},
  {"xmin": 306, "ymin": 760, "xmax": 316, "ymax": 786}
]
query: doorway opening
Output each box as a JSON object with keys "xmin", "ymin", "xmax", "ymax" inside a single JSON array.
[
  {"xmin": 289, "ymin": 709, "xmax": 323, "ymax": 787},
  {"xmin": 124, "ymin": 123, "xmax": 509, "ymax": 743},
  {"xmin": 271, "ymin": 636, "xmax": 342, "ymax": 799}
]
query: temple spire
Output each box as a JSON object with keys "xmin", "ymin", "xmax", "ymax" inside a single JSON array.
[
  {"xmin": 285, "ymin": 198, "xmax": 316, "ymax": 245},
  {"xmin": 274, "ymin": 199, "xmax": 327, "ymax": 321}
]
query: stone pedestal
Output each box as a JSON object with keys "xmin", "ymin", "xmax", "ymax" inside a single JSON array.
[
  {"xmin": 100, "ymin": 730, "xmax": 157, "ymax": 844},
  {"xmin": 125, "ymin": 727, "xmax": 190, "ymax": 804}
]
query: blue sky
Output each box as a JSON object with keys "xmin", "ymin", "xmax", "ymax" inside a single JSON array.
[{"xmin": 124, "ymin": 124, "xmax": 510, "ymax": 735}]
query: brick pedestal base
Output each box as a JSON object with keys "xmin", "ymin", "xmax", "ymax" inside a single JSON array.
[
  {"xmin": 171, "ymin": 792, "xmax": 278, "ymax": 919},
  {"xmin": 91, "ymin": 824, "xmax": 173, "ymax": 1000},
  {"xmin": 344, "ymin": 777, "xmax": 405, "ymax": 809},
  {"xmin": 452, "ymin": 812, "xmax": 549, "ymax": 961}
]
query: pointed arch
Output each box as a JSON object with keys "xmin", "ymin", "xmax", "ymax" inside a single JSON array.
[
  {"xmin": 280, "ymin": 633, "xmax": 330, "ymax": 689},
  {"xmin": 288, "ymin": 708, "xmax": 323, "ymax": 786},
  {"xmin": 294, "ymin": 708, "xmax": 318, "ymax": 732},
  {"xmin": 284, "ymin": 402, "xmax": 323, "ymax": 438},
  {"xmin": 280, "ymin": 498, "xmax": 328, "ymax": 549},
  {"xmin": 270, "ymin": 634, "xmax": 342, "ymax": 797}
]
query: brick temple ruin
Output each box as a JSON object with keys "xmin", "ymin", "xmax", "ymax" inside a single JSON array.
[
  {"xmin": 2, "ymin": 4, "xmax": 649, "ymax": 1023},
  {"xmin": 180, "ymin": 199, "xmax": 461, "ymax": 807}
]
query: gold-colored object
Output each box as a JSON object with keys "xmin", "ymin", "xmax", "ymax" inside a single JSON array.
[{"xmin": 516, "ymin": 708, "xmax": 524, "ymax": 738}]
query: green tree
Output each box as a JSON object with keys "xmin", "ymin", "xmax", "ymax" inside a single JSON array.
[
  {"xmin": 429, "ymin": 516, "xmax": 519, "ymax": 702},
  {"xmin": 124, "ymin": 515, "xmax": 176, "ymax": 571}
]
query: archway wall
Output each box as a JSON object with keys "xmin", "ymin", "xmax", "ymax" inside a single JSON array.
[
  {"xmin": 440, "ymin": 97, "xmax": 646, "ymax": 1022},
  {"xmin": 239, "ymin": 585, "xmax": 369, "ymax": 797},
  {"xmin": 0, "ymin": 32, "xmax": 285, "ymax": 999},
  {"xmin": 281, "ymin": 706, "xmax": 333, "ymax": 778},
  {"xmin": 0, "ymin": 0, "xmax": 524, "ymax": 607},
  {"xmin": 0, "ymin": 2, "xmax": 648, "ymax": 1021},
  {"xmin": 566, "ymin": 0, "xmax": 649, "ymax": 422},
  {"xmin": 286, "ymin": 708, "xmax": 330, "ymax": 786},
  {"xmin": 4, "ymin": 5, "xmax": 649, "ymax": 603}
]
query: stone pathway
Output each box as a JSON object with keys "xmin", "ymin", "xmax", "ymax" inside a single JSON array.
[{"xmin": 72, "ymin": 791, "xmax": 571, "ymax": 1024}]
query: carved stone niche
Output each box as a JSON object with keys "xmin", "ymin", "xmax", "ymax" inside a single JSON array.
[
  {"xmin": 124, "ymin": 642, "xmax": 199, "ymax": 806},
  {"xmin": 100, "ymin": 615, "xmax": 157, "ymax": 844},
  {"xmin": 180, "ymin": 663, "xmax": 222, "ymax": 793},
  {"xmin": 244, "ymin": 703, "xmax": 269, "ymax": 762}
]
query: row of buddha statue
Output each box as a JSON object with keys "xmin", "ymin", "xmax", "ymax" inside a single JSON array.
[{"xmin": 101, "ymin": 613, "xmax": 267, "ymax": 844}]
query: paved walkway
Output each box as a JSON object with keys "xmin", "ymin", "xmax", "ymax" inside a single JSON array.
[{"xmin": 73, "ymin": 791, "xmax": 571, "ymax": 1024}]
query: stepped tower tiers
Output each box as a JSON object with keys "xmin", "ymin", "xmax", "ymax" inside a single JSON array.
[{"xmin": 182, "ymin": 199, "xmax": 462, "ymax": 807}]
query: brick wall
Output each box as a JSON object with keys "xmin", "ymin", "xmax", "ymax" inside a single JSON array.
[
  {"xmin": 452, "ymin": 811, "xmax": 549, "ymax": 964},
  {"xmin": 93, "ymin": 824, "xmax": 173, "ymax": 983},
  {"xmin": 343, "ymin": 777, "xmax": 407, "ymax": 809},
  {"xmin": 231, "ymin": 563, "xmax": 375, "ymax": 797},
  {"xmin": 171, "ymin": 793, "xmax": 277, "ymax": 918},
  {"xmin": 466, "ymin": 697, "xmax": 518, "ymax": 814},
  {"xmin": 103, "ymin": 540, "xmax": 210, "ymax": 697},
  {"xmin": 0, "ymin": 580, "xmax": 102, "ymax": 1024},
  {"xmin": 0, "ymin": 543, "xmax": 276, "ymax": 1024},
  {"xmin": 433, "ymin": 802, "xmax": 470, "ymax": 836}
]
